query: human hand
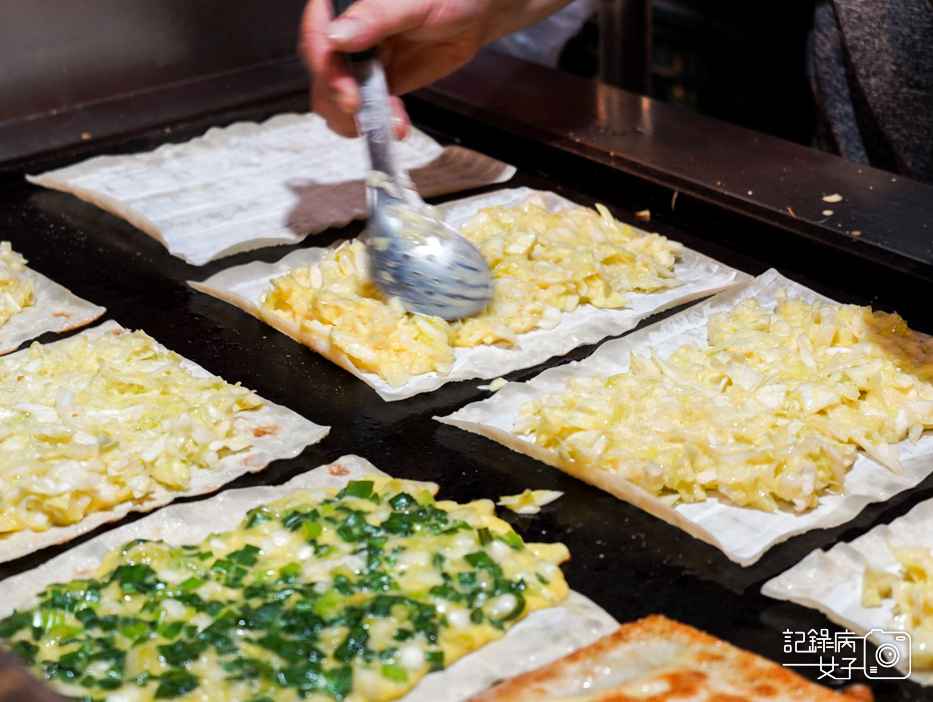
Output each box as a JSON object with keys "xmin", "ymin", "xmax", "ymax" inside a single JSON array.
[{"xmin": 301, "ymin": 0, "xmax": 573, "ymax": 138}]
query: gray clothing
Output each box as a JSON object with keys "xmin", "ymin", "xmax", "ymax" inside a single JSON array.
[{"xmin": 808, "ymin": 0, "xmax": 933, "ymax": 183}]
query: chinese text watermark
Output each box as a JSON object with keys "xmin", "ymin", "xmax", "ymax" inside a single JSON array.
[{"xmin": 782, "ymin": 628, "xmax": 910, "ymax": 680}]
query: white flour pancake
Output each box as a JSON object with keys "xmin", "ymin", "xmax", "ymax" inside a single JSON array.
[
  {"xmin": 26, "ymin": 113, "xmax": 515, "ymax": 265},
  {"xmin": 0, "ymin": 455, "xmax": 619, "ymax": 702},
  {"xmin": 763, "ymin": 497, "xmax": 933, "ymax": 686},
  {"xmin": 438, "ymin": 270, "xmax": 933, "ymax": 566},
  {"xmin": 0, "ymin": 320, "xmax": 329, "ymax": 564},
  {"xmin": 190, "ymin": 188, "xmax": 750, "ymax": 401},
  {"xmin": 0, "ymin": 265, "xmax": 104, "ymax": 355}
]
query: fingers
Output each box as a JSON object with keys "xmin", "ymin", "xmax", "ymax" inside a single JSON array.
[
  {"xmin": 311, "ymin": 88, "xmax": 411, "ymax": 139},
  {"xmin": 302, "ymin": 0, "xmax": 361, "ymax": 134},
  {"xmin": 311, "ymin": 79, "xmax": 359, "ymax": 138},
  {"xmin": 325, "ymin": 0, "xmax": 436, "ymax": 52},
  {"xmin": 300, "ymin": 0, "xmax": 337, "ymax": 81},
  {"xmin": 300, "ymin": 0, "xmax": 422, "ymax": 139},
  {"xmin": 389, "ymin": 97, "xmax": 412, "ymax": 140}
]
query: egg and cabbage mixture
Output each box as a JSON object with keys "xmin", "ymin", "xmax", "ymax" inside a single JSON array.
[
  {"xmin": 0, "ymin": 476, "xmax": 569, "ymax": 702},
  {"xmin": 260, "ymin": 195, "xmax": 683, "ymax": 386},
  {"xmin": 0, "ymin": 327, "xmax": 262, "ymax": 534},
  {"xmin": 515, "ymin": 293, "xmax": 933, "ymax": 512},
  {"xmin": 863, "ymin": 547, "xmax": 933, "ymax": 669},
  {"xmin": 0, "ymin": 241, "xmax": 36, "ymax": 328}
]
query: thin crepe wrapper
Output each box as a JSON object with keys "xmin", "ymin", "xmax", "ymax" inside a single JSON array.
[
  {"xmin": 0, "ymin": 266, "xmax": 104, "ymax": 355},
  {"xmin": 438, "ymin": 269, "xmax": 933, "ymax": 566},
  {"xmin": 0, "ymin": 320, "xmax": 330, "ymax": 564},
  {"xmin": 26, "ymin": 113, "xmax": 516, "ymax": 265},
  {"xmin": 0, "ymin": 455, "xmax": 619, "ymax": 702},
  {"xmin": 190, "ymin": 187, "xmax": 751, "ymax": 401},
  {"xmin": 762, "ymin": 497, "xmax": 933, "ymax": 686}
]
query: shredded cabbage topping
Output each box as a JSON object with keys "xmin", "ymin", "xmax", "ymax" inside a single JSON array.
[
  {"xmin": 261, "ymin": 241, "xmax": 455, "ymax": 388},
  {"xmin": 497, "ymin": 489, "xmax": 564, "ymax": 515},
  {"xmin": 863, "ymin": 547, "xmax": 933, "ymax": 669},
  {"xmin": 260, "ymin": 196, "xmax": 683, "ymax": 386},
  {"xmin": 0, "ymin": 241, "xmax": 35, "ymax": 329},
  {"xmin": 514, "ymin": 293, "xmax": 933, "ymax": 511},
  {"xmin": 0, "ymin": 327, "xmax": 263, "ymax": 533}
]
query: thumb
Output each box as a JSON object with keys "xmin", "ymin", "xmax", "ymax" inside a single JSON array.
[{"xmin": 327, "ymin": 0, "xmax": 436, "ymax": 52}]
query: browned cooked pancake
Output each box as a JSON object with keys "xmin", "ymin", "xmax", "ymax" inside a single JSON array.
[{"xmin": 465, "ymin": 615, "xmax": 872, "ymax": 702}]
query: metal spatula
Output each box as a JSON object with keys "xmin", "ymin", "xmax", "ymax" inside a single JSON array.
[{"xmin": 330, "ymin": 0, "xmax": 494, "ymax": 320}]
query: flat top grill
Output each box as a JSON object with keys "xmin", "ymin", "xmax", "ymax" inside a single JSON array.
[{"xmin": 0, "ymin": 48, "xmax": 930, "ymax": 701}]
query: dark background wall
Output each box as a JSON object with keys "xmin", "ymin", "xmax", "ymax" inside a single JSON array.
[
  {"xmin": 0, "ymin": 0, "xmax": 817, "ymax": 165},
  {"xmin": 559, "ymin": 0, "xmax": 817, "ymax": 145},
  {"xmin": 0, "ymin": 0, "xmax": 307, "ymax": 125}
]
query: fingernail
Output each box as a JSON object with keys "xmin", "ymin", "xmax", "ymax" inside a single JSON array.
[
  {"xmin": 329, "ymin": 89, "xmax": 356, "ymax": 115},
  {"xmin": 327, "ymin": 18, "xmax": 363, "ymax": 43}
]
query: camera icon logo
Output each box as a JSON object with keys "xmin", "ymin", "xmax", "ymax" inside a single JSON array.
[{"xmin": 863, "ymin": 629, "xmax": 911, "ymax": 679}]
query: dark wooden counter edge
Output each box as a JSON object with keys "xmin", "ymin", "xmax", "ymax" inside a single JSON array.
[
  {"xmin": 3, "ymin": 48, "xmax": 930, "ymax": 284},
  {"xmin": 412, "ymin": 50, "xmax": 933, "ymax": 283}
]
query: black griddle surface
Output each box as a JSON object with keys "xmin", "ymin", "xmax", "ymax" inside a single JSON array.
[{"xmin": 0, "ymin": 107, "xmax": 930, "ymax": 701}]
